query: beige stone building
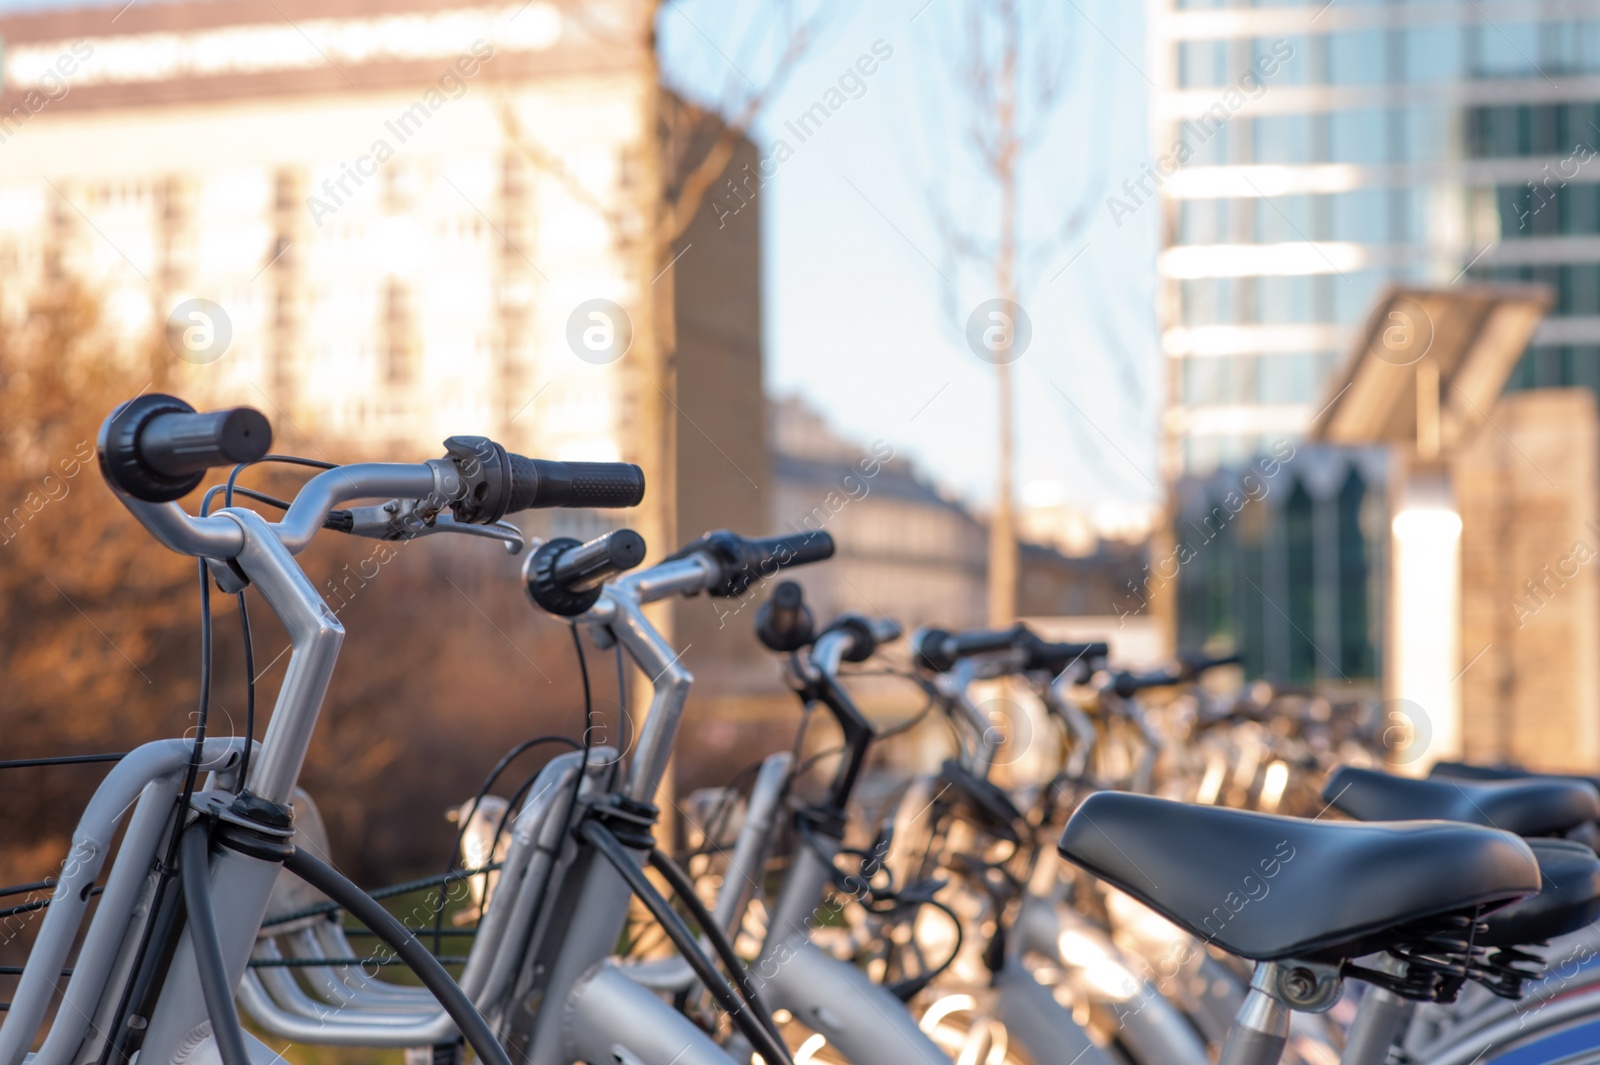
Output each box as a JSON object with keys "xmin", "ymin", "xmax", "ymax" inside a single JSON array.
[
  {"xmin": 0, "ymin": 0, "xmax": 764, "ymax": 548},
  {"xmin": 0, "ymin": 0, "xmax": 780, "ymax": 818},
  {"xmin": 1456, "ymin": 389, "xmax": 1600, "ymax": 773}
]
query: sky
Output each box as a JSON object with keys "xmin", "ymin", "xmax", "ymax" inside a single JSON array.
[
  {"xmin": 657, "ymin": 0, "xmax": 1162, "ymax": 514},
  {"xmin": 0, "ymin": 0, "xmax": 1164, "ymax": 514}
]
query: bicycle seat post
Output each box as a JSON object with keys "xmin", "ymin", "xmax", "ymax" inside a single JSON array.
[
  {"xmin": 1339, "ymin": 956, "xmax": 1415, "ymax": 1065},
  {"xmin": 1222, "ymin": 961, "xmax": 1341, "ymax": 1065}
]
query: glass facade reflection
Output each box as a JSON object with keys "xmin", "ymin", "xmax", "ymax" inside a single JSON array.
[
  {"xmin": 1157, "ymin": 2, "xmax": 1600, "ymax": 475},
  {"xmin": 1157, "ymin": 2, "xmax": 1600, "ymax": 682}
]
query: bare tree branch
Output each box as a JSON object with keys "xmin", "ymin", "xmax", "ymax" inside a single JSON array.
[
  {"xmin": 495, "ymin": 102, "xmax": 626, "ymax": 234},
  {"xmin": 504, "ymin": 0, "xmax": 838, "ymax": 265},
  {"xmin": 919, "ymin": 0, "xmax": 1107, "ymax": 300},
  {"xmin": 662, "ymin": 0, "xmax": 836, "ymax": 243}
]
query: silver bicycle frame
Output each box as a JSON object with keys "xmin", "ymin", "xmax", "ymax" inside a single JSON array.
[
  {"xmin": 1010, "ymin": 891, "xmax": 1201, "ymax": 1065},
  {"xmin": 736, "ymin": 630, "xmax": 954, "ymax": 1065},
  {"xmin": 137, "ymin": 504, "xmax": 359, "ymax": 1065},
  {"xmin": 507, "ymin": 556, "xmax": 740, "ymax": 1065},
  {"xmin": 237, "ymin": 751, "xmax": 593, "ymax": 1043},
  {"xmin": 931, "ymin": 654, "xmax": 1207, "ymax": 1065},
  {"xmin": 23, "ymin": 464, "xmax": 443, "ymax": 1065},
  {"xmin": 624, "ymin": 751, "xmax": 793, "ymax": 995},
  {"xmin": 0, "ymin": 739, "xmax": 247, "ymax": 1065}
]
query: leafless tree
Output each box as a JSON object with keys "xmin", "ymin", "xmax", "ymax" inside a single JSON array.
[
  {"xmin": 496, "ymin": 0, "xmax": 833, "ymax": 567},
  {"xmin": 494, "ymin": 0, "xmax": 836, "ymax": 841},
  {"xmin": 912, "ymin": 0, "xmax": 1097, "ymax": 625}
]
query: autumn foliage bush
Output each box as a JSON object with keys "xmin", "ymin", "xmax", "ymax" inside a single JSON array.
[{"xmin": 0, "ymin": 284, "xmax": 596, "ymax": 892}]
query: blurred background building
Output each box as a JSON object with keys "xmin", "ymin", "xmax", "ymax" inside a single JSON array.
[
  {"xmin": 1156, "ymin": 1, "xmax": 1600, "ymax": 476},
  {"xmin": 0, "ymin": 0, "xmax": 780, "ymax": 672},
  {"xmin": 0, "ymin": 0, "xmax": 787, "ymax": 872},
  {"xmin": 1155, "ymin": 2, "xmax": 1600, "ymax": 769},
  {"xmin": 0, "ymin": 0, "xmax": 1160, "ymax": 837},
  {"xmin": 4, "ymin": 0, "xmax": 580, "ymax": 447},
  {"xmin": 766, "ymin": 395, "xmax": 1149, "ymax": 634}
]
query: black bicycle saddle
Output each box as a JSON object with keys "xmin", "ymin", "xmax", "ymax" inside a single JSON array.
[
  {"xmin": 1479, "ymin": 838, "xmax": 1600, "ymax": 948},
  {"xmin": 1324, "ymin": 765, "xmax": 1600, "ymax": 838},
  {"xmin": 1059, "ymin": 791, "xmax": 1539, "ymax": 961}
]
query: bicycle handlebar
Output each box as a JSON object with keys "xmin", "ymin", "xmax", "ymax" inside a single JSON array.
[
  {"xmin": 1024, "ymin": 638, "xmax": 1110, "ymax": 676},
  {"xmin": 506, "ymin": 456, "xmax": 646, "ymax": 512},
  {"xmin": 948, "ymin": 627, "xmax": 1023, "ymax": 658},
  {"xmin": 914, "ymin": 623, "xmax": 1108, "ymax": 676},
  {"xmin": 100, "ymin": 394, "xmax": 272, "ymax": 503},
  {"xmin": 665, "ymin": 529, "xmax": 835, "ymax": 598},
  {"xmin": 816, "ymin": 614, "xmax": 902, "ymax": 664},
  {"xmin": 442, "ymin": 436, "xmax": 644, "ymax": 523},
  {"xmin": 756, "ymin": 580, "xmax": 815, "ymax": 652},
  {"xmin": 913, "ymin": 626, "xmax": 1011, "ymax": 672},
  {"xmin": 524, "ymin": 529, "xmax": 648, "ymax": 616},
  {"xmin": 99, "ymin": 395, "xmax": 648, "ymax": 561},
  {"xmin": 1108, "ymin": 653, "xmax": 1242, "ymax": 698},
  {"xmin": 553, "ymin": 530, "xmax": 646, "ymax": 589},
  {"xmin": 1109, "ymin": 669, "xmax": 1185, "ymax": 698},
  {"xmin": 1178, "ymin": 650, "xmax": 1244, "ymax": 679},
  {"xmin": 141, "ymin": 408, "xmax": 271, "ymax": 478}
]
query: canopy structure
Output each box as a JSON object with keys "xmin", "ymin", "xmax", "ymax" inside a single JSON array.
[
  {"xmin": 1309, "ymin": 284, "xmax": 1553, "ymax": 454},
  {"xmin": 1308, "ymin": 282, "xmax": 1551, "ymax": 772}
]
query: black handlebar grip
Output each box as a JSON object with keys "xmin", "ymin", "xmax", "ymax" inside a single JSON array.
[
  {"xmin": 524, "ymin": 529, "xmax": 647, "ymax": 617},
  {"xmin": 756, "ymin": 580, "xmax": 815, "ymax": 652},
  {"xmin": 726, "ymin": 530, "xmax": 835, "ymax": 597},
  {"xmin": 863, "ymin": 617, "xmax": 904, "ymax": 647},
  {"xmin": 821, "ymin": 614, "xmax": 903, "ymax": 663},
  {"xmin": 140, "ymin": 408, "xmax": 271, "ymax": 477},
  {"xmin": 1025, "ymin": 639, "xmax": 1111, "ymax": 675},
  {"xmin": 948, "ymin": 625, "xmax": 1029, "ymax": 658},
  {"xmin": 98, "ymin": 394, "xmax": 273, "ymax": 503},
  {"xmin": 551, "ymin": 529, "xmax": 647, "ymax": 592},
  {"xmin": 504, "ymin": 455, "xmax": 645, "ymax": 512},
  {"xmin": 1111, "ymin": 669, "xmax": 1184, "ymax": 699},
  {"xmin": 669, "ymin": 529, "xmax": 836, "ymax": 598},
  {"xmin": 914, "ymin": 624, "xmax": 1029, "ymax": 673},
  {"xmin": 912, "ymin": 628, "xmax": 954, "ymax": 672},
  {"xmin": 1179, "ymin": 651, "xmax": 1244, "ymax": 679},
  {"xmin": 742, "ymin": 530, "xmax": 835, "ymax": 570}
]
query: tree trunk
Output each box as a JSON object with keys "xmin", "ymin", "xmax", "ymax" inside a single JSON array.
[{"xmin": 988, "ymin": 1, "xmax": 1020, "ymax": 626}]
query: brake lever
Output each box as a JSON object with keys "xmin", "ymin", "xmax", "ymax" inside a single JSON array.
[
  {"xmin": 432, "ymin": 515, "xmax": 526, "ymax": 554},
  {"xmin": 343, "ymin": 499, "xmax": 525, "ymax": 555}
]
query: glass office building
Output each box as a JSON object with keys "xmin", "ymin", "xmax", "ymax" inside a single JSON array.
[
  {"xmin": 1157, "ymin": 0, "xmax": 1597, "ymax": 474},
  {"xmin": 1157, "ymin": 1, "xmax": 1598, "ymax": 683}
]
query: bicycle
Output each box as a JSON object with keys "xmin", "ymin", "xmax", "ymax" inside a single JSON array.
[
  {"xmin": 1056, "ymin": 783, "xmax": 1592, "ymax": 1065},
  {"xmin": 242, "ymin": 526, "xmax": 860, "ymax": 1065},
  {"xmin": 1, "ymin": 393, "xmax": 645, "ymax": 1065},
  {"xmin": 1319, "ymin": 765, "xmax": 1600, "ymax": 1065}
]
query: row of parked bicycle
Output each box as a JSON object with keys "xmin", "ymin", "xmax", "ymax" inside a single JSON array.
[{"xmin": 3, "ymin": 394, "xmax": 1600, "ymax": 1065}]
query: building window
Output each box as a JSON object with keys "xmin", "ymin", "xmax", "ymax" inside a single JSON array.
[
  {"xmin": 1337, "ymin": 468, "xmax": 1374, "ymax": 678},
  {"xmin": 382, "ymin": 279, "xmax": 418, "ymax": 384},
  {"xmin": 1285, "ymin": 478, "xmax": 1317, "ymax": 683}
]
